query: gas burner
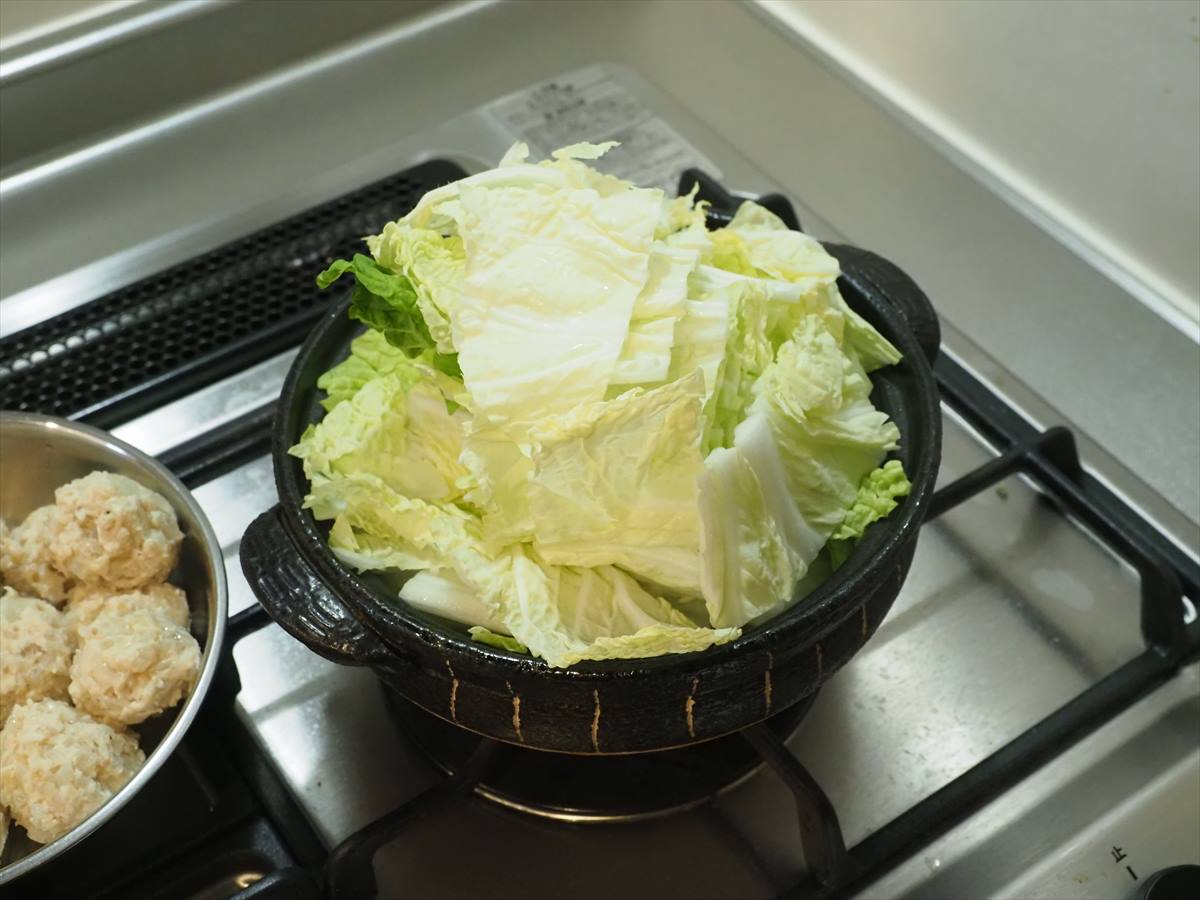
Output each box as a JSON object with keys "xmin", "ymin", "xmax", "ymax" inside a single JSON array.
[{"xmin": 385, "ymin": 687, "xmax": 819, "ymax": 823}]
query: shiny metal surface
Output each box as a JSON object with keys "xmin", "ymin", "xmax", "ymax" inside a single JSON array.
[
  {"xmin": 1, "ymin": 4, "xmax": 1197, "ymax": 894},
  {"xmin": 0, "ymin": 1, "xmax": 443, "ymax": 175},
  {"xmin": 857, "ymin": 666, "xmax": 1200, "ymax": 900},
  {"xmin": 1, "ymin": 0, "xmax": 1196, "ymax": 524},
  {"xmin": 0, "ymin": 412, "xmax": 228, "ymax": 885},
  {"xmin": 0, "ymin": 1, "xmax": 208, "ymax": 83},
  {"xmin": 232, "ymin": 624, "xmax": 440, "ymax": 847},
  {"xmin": 111, "ymin": 350, "xmax": 296, "ymax": 458},
  {"xmin": 753, "ymin": 0, "xmax": 1200, "ymax": 330}
]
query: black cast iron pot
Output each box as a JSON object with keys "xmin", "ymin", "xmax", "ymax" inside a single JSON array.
[{"xmin": 241, "ymin": 186, "xmax": 942, "ymax": 755}]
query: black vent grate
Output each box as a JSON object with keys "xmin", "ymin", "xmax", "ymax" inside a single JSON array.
[{"xmin": 0, "ymin": 159, "xmax": 467, "ymax": 428}]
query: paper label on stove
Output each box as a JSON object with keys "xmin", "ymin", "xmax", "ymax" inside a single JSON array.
[{"xmin": 484, "ymin": 65, "xmax": 721, "ymax": 194}]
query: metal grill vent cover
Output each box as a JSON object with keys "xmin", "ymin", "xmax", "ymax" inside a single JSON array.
[{"xmin": 0, "ymin": 159, "xmax": 466, "ymax": 427}]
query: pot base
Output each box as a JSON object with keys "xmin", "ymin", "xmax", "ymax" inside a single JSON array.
[{"xmin": 385, "ymin": 686, "xmax": 819, "ymax": 823}]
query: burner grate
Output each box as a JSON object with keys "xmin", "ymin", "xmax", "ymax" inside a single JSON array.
[
  {"xmin": 187, "ymin": 352, "xmax": 1197, "ymax": 900},
  {"xmin": 385, "ymin": 689, "xmax": 818, "ymax": 824},
  {"xmin": 151, "ymin": 169, "xmax": 1198, "ymax": 900}
]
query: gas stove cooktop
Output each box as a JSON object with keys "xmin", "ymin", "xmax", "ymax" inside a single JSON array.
[{"xmin": 1, "ymin": 63, "xmax": 1197, "ymax": 900}]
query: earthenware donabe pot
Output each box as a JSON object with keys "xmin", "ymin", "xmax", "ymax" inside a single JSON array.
[{"xmin": 241, "ymin": 182, "xmax": 942, "ymax": 755}]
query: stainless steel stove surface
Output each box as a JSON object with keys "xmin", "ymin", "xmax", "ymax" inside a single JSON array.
[{"xmin": 2, "ymin": 5, "xmax": 1197, "ymax": 899}]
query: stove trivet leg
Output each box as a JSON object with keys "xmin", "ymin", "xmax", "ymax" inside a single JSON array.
[
  {"xmin": 925, "ymin": 423, "xmax": 1188, "ymax": 655},
  {"xmin": 325, "ymin": 738, "xmax": 499, "ymax": 900},
  {"xmin": 741, "ymin": 724, "xmax": 854, "ymax": 890}
]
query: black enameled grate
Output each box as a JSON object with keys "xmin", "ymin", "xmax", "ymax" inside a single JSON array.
[{"xmin": 0, "ymin": 159, "xmax": 467, "ymax": 428}]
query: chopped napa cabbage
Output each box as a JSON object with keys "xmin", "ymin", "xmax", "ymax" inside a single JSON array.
[
  {"xmin": 457, "ymin": 428, "xmax": 535, "ymax": 547},
  {"xmin": 723, "ymin": 201, "xmax": 840, "ymax": 294},
  {"xmin": 298, "ymin": 142, "xmax": 911, "ymax": 668},
  {"xmin": 306, "ymin": 472, "xmax": 490, "ymax": 584},
  {"xmin": 408, "ymin": 545, "xmax": 737, "ymax": 668},
  {"xmin": 450, "ymin": 167, "xmax": 663, "ymax": 427},
  {"xmin": 401, "ymin": 570, "xmax": 511, "ymax": 634},
  {"xmin": 291, "ymin": 373, "xmax": 469, "ymax": 503},
  {"xmin": 684, "ymin": 267, "xmax": 774, "ymax": 453},
  {"xmin": 493, "ymin": 557, "xmax": 737, "ymax": 668},
  {"xmin": 468, "ymin": 626, "xmax": 529, "ymax": 654},
  {"xmin": 316, "ymin": 254, "xmax": 460, "ymax": 376},
  {"xmin": 708, "ymin": 229, "xmax": 760, "ymax": 277},
  {"xmin": 696, "ymin": 315, "xmax": 901, "ymax": 628},
  {"xmin": 753, "ymin": 319, "xmax": 899, "ymax": 529},
  {"xmin": 667, "ymin": 298, "xmax": 730, "ymax": 402},
  {"xmin": 832, "ymin": 459, "xmax": 912, "ymax": 541},
  {"xmin": 827, "ymin": 459, "xmax": 913, "ymax": 568},
  {"xmin": 715, "ymin": 201, "xmax": 901, "ymax": 371},
  {"xmin": 631, "ymin": 244, "xmax": 697, "ymax": 321},
  {"xmin": 699, "ymin": 443, "xmax": 800, "ymax": 628},
  {"xmin": 316, "ymin": 330, "xmax": 425, "ymax": 411},
  {"xmin": 526, "ymin": 372, "xmax": 706, "ymax": 590},
  {"xmin": 656, "ymin": 184, "xmax": 707, "ymax": 238},
  {"xmin": 609, "ymin": 242, "xmax": 698, "ymax": 388},
  {"xmin": 327, "ymin": 514, "xmax": 435, "ymax": 573},
  {"xmin": 610, "ymin": 316, "xmax": 679, "ymax": 387},
  {"xmin": 832, "ymin": 284, "xmax": 903, "ymax": 372},
  {"xmin": 316, "ymin": 330, "xmax": 468, "ymax": 412},
  {"xmin": 367, "ymin": 222, "xmax": 465, "ymax": 356}
]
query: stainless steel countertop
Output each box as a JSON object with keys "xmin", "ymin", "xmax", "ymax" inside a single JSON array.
[
  {"xmin": 1, "ymin": 0, "xmax": 1196, "ymax": 530},
  {"xmin": 757, "ymin": 0, "xmax": 1200, "ymax": 326},
  {"xmin": 2, "ymin": 4, "xmax": 1196, "ymax": 896}
]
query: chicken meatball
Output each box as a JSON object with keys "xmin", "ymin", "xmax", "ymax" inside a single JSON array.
[
  {"xmin": 0, "ymin": 506, "xmax": 70, "ymax": 605},
  {"xmin": 69, "ymin": 607, "xmax": 200, "ymax": 726},
  {"xmin": 0, "ymin": 588, "xmax": 74, "ymax": 724},
  {"xmin": 52, "ymin": 473, "xmax": 182, "ymax": 590},
  {"xmin": 66, "ymin": 583, "xmax": 190, "ymax": 639},
  {"xmin": 0, "ymin": 699, "xmax": 143, "ymax": 844}
]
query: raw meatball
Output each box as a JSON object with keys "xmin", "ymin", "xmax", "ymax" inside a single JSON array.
[
  {"xmin": 67, "ymin": 583, "xmax": 190, "ymax": 639},
  {"xmin": 0, "ymin": 699, "xmax": 143, "ymax": 844},
  {"xmin": 69, "ymin": 607, "xmax": 200, "ymax": 726},
  {"xmin": 52, "ymin": 472, "xmax": 182, "ymax": 590},
  {"xmin": 0, "ymin": 587, "xmax": 74, "ymax": 724},
  {"xmin": 0, "ymin": 506, "xmax": 71, "ymax": 605}
]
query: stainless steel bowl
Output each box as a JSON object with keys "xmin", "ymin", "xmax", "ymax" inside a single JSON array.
[{"xmin": 0, "ymin": 412, "xmax": 227, "ymax": 884}]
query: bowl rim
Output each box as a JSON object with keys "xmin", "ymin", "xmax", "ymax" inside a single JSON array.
[{"xmin": 0, "ymin": 411, "xmax": 229, "ymax": 885}]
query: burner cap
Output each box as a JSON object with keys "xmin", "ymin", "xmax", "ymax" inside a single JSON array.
[{"xmin": 387, "ymin": 688, "xmax": 818, "ymax": 823}]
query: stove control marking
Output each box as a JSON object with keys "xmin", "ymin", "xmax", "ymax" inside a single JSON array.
[
  {"xmin": 1111, "ymin": 846, "xmax": 1137, "ymax": 881},
  {"xmin": 445, "ymin": 659, "xmax": 459, "ymax": 723},
  {"xmin": 505, "ymin": 680, "xmax": 523, "ymax": 743},
  {"xmin": 590, "ymin": 689, "xmax": 602, "ymax": 753},
  {"xmin": 686, "ymin": 677, "xmax": 699, "ymax": 738},
  {"xmin": 764, "ymin": 651, "xmax": 774, "ymax": 716}
]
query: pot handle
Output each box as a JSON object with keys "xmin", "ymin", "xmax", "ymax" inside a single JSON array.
[
  {"xmin": 240, "ymin": 506, "xmax": 393, "ymax": 667},
  {"xmin": 823, "ymin": 242, "xmax": 941, "ymax": 365}
]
